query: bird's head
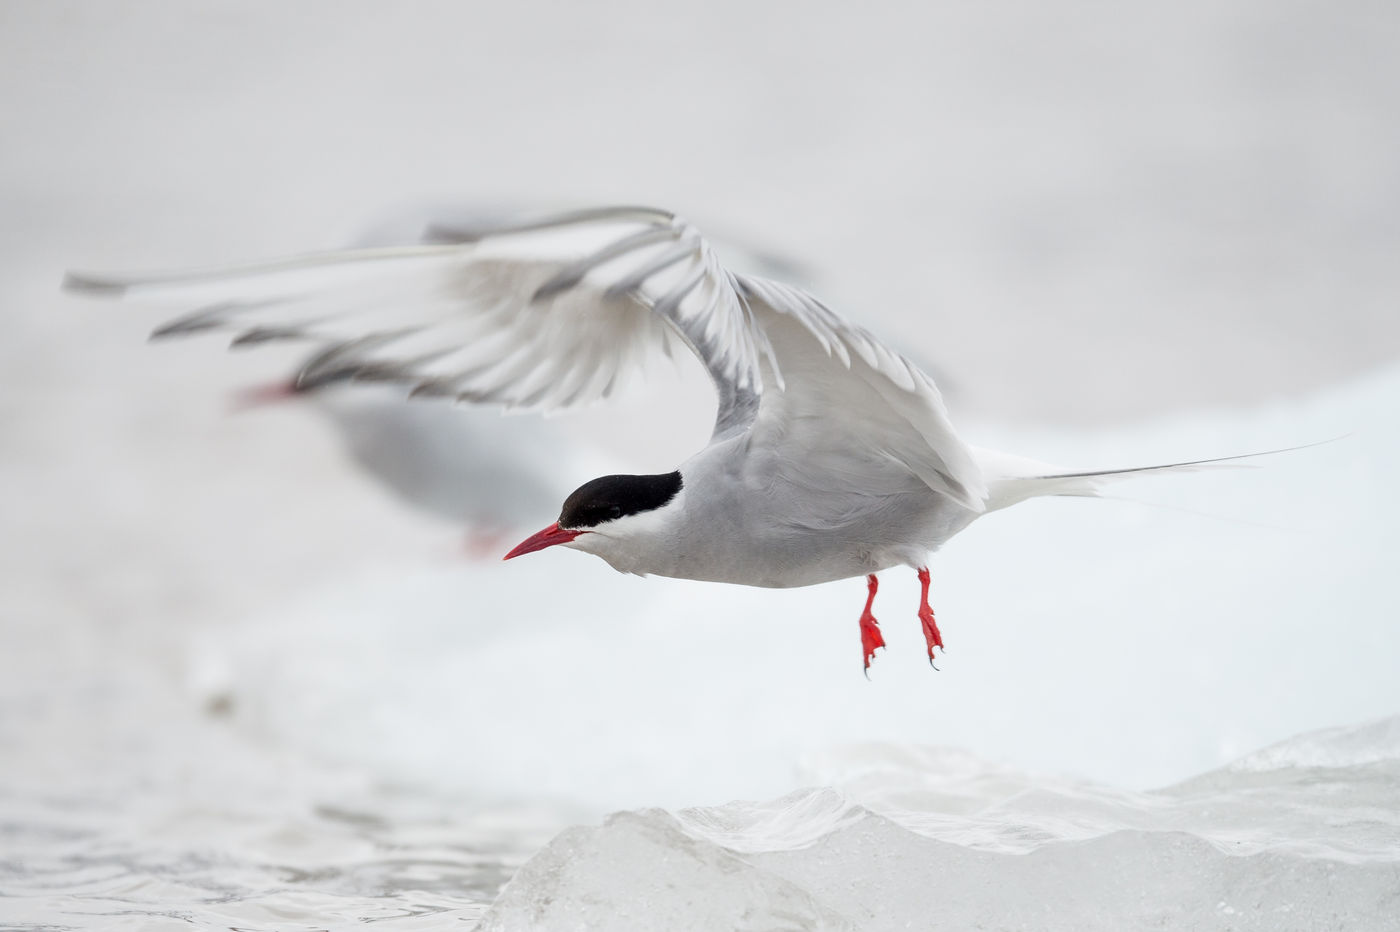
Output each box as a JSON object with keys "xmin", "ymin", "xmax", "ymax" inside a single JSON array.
[{"xmin": 504, "ymin": 471, "xmax": 684, "ymax": 565}]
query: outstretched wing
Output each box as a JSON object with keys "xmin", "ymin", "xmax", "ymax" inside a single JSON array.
[
  {"xmin": 66, "ymin": 206, "xmax": 986, "ymax": 510},
  {"xmin": 734, "ymin": 275, "xmax": 986, "ymax": 511},
  {"xmin": 65, "ymin": 207, "xmax": 774, "ymax": 437}
]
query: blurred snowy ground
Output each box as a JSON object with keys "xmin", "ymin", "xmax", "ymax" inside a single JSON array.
[
  {"xmin": 3, "ymin": 0, "xmax": 1398, "ymax": 928},
  {"xmin": 196, "ymin": 364, "xmax": 1400, "ymax": 812}
]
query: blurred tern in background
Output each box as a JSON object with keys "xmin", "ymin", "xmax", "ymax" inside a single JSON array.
[
  {"xmin": 231, "ymin": 202, "xmax": 819, "ymax": 554},
  {"xmin": 234, "ymin": 371, "xmax": 568, "ymax": 554},
  {"xmin": 67, "ymin": 205, "xmax": 1285, "ymax": 672}
]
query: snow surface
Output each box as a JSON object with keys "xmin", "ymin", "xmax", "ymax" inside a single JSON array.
[{"xmin": 198, "ymin": 362, "xmax": 1400, "ymax": 811}]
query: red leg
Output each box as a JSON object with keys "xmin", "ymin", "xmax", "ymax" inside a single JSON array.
[
  {"xmin": 859, "ymin": 574, "xmax": 885, "ymax": 673},
  {"xmin": 917, "ymin": 566, "xmax": 944, "ymax": 663}
]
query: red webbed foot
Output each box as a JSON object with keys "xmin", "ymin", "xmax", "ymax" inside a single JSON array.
[
  {"xmin": 859, "ymin": 574, "xmax": 884, "ymax": 674},
  {"xmin": 917, "ymin": 566, "xmax": 944, "ymax": 665}
]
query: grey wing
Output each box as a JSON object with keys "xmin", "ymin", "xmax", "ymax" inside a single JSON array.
[
  {"xmin": 732, "ymin": 274, "xmax": 987, "ymax": 513},
  {"xmin": 65, "ymin": 207, "xmax": 775, "ymax": 438},
  {"xmin": 65, "ymin": 206, "xmax": 983, "ymax": 510}
]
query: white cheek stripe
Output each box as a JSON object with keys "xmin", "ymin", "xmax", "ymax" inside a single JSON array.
[{"xmin": 564, "ymin": 488, "xmax": 686, "ymax": 554}]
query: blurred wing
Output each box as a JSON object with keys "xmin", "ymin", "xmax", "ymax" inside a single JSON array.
[
  {"xmin": 735, "ymin": 275, "xmax": 986, "ymax": 512},
  {"xmin": 65, "ymin": 205, "xmax": 983, "ymax": 508},
  {"xmin": 65, "ymin": 207, "xmax": 774, "ymax": 435}
]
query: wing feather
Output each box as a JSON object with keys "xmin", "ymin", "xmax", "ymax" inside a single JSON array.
[
  {"xmin": 66, "ymin": 206, "xmax": 984, "ymax": 510},
  {"xmin": 66, "ymin": 213, "xmax": 766, "ymax": 433},
  {"xmin": 734, "ymin": 274, "xmax": 986, "ymax": 511}
]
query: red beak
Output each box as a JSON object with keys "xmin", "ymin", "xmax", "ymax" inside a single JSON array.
[
  {"xmin": 503, "ymin": 522, "xmax": 583, "ymax": 560},
  {"xmin": 230, "ymin": 379, "xmax": 299, "ymax": 411}
]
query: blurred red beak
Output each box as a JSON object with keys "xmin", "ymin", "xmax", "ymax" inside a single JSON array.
[
  {"xmin": 503, "ymin": 523, "xmax": 582, "ymax": 560},
  {"xmin": 230, "ymin": 379, "xmax": 299, "ymax": 411}
]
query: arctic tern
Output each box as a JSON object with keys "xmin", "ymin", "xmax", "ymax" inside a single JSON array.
[{"xmin": 66, "ymin": 205, "xmax": 1275, "ymax": 670}]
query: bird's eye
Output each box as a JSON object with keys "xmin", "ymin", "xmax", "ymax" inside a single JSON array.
[{"xmin": 609, "ymin": 505, "xmax": 623, "ymax": 518}]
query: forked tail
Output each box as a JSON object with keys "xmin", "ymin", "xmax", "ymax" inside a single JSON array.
[{"xmin": 974, "ymin": 440, "xmax": 1333, "ymax": 512}]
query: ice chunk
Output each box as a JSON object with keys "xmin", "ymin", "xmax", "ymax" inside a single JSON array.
[
  {"xmin": 675, "ymin": 787, "xmax": 868, "ymax": 853},
  {"xmin": 483, "ymin": 795, "xmax": 1400, "ymax": 931},
  {"xmin": 482, "ymin": 725, "xmax": 1400, "ymax": 930},
  {"xmin": 478, "ymin": 808, "xmax": 853, "ymax": 932},
  {"xmin": 1227, "ymin": 715, "xmax": 1400, "ymax": 772},
  {"xmin": 759, "ymin": 818, "xmax": 1400, "ymax": 931}
]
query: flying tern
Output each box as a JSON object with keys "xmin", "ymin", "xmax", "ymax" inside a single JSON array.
[{"xmin": 66, "ymin": 205, "xmax": 1274, "ymax": 670}]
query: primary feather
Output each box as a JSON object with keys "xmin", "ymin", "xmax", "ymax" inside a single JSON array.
[{"xmin": 66, "ymin": 206, "xmax": 988, "ymax": 512}]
